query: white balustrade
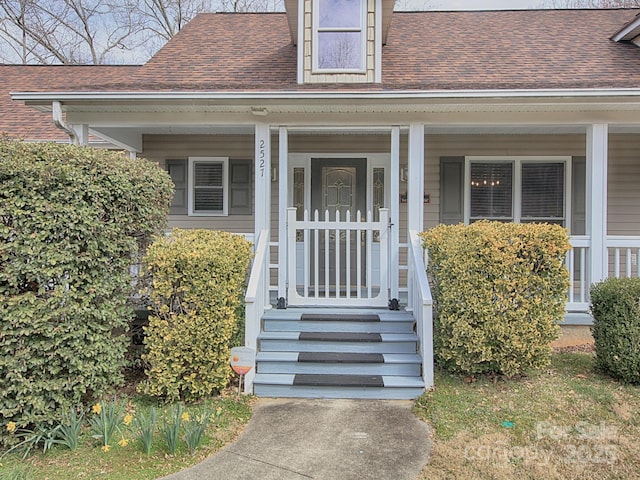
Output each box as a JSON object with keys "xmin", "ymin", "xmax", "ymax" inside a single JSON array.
[{"xmin": 287, "ymin": 207, "xmax": 390, "ymax": 306}]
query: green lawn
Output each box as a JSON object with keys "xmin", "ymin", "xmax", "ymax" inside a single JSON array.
[
  {"xmin": 414, "ymin": 352, "xmax": 640, "ymax": 480},
  {"xmin": 0, "ymin": 393, "xmax": 253, "ymax": 480}
]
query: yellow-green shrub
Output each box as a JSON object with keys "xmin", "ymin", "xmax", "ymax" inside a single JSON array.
[
  {"xmin": 140, "ymin": 229, "xmax": 252, "ymax": 401},
  {"xmin": 421, "ymin": 222, "xmax": 570, "ymax": 377}
]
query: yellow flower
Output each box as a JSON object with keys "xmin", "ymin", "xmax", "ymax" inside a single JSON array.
[
  {"xmin": 6, "ymin": 422, "xmax": 16, "ymax": 433},
  {"xmin": 123, "ymin": 414, "xmax": 133, "ymax": 426},
  {"xmin": 118, "ymin": 439, "xmax": 129, "ymax": 447},
  {"xmin": 101, "ymin": 445, "xmax": 111, "ymax": 452},
  {"xmin": 216, "ymin": 407, "xmax": 222, "ymax": 416},
  {"xmin": 92, "ymin": 403, "xmax": 102, "ymax": 415},
  {"xmin": 181, "ymin": 412, "xmax": 190, "ymax": 422}
]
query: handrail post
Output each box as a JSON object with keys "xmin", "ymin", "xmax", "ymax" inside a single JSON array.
[
  {"xmin": 243, "ymin": 229, "xmax": 270, "ymax": 393},
  {"xmin": 287, "ymin": 207, "xmax": 298, "ymax": 305}
]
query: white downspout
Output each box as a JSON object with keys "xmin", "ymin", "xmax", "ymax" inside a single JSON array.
[{"xmin": 52, "ymin": 101, "xmax": 78, "ymax": 145}]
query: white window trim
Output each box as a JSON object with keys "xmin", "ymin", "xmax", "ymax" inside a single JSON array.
[
  {"xmin": 464, "ymin": 156, "xmax": 571, "ymax": 227},
  {"xmin": 312, "ymin": 0, "xmax": 367, "ymax": 74},
  {"xmin": 188, "ymin": 156, "xmax": 229, "ymax": 216}
]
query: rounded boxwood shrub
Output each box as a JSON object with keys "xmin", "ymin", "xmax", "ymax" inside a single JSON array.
[
  {"xmin": 421, "ymin": 221, "xmax": 570, "ymax": 377},
  {"xmin": 0, "ymin": 139, "xmax": 173, "ymax": 438},
  {"xmin": 591, "ymin": 277, "xmax": 640, "ymax": 384},
  {"xmin": 140, "ymin": 229, "xmax": 252, "ymax": 401}
]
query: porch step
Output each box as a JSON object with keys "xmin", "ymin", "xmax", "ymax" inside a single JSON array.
[
  {"xmin": 256, "ymin": 352, "xmax": 422, "ymax": 376},
  {"xmin": 258, "ymin": 332, "xmax": 418, "ymax": 353},
  {"xmin": 253, "ymin": 373, "xmax": 425, "ymax": 400},
  {"xmin": 253, "ymin": 307, "xmax": 425, "ymax": 400}
]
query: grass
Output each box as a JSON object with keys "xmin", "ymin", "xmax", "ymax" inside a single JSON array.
[
  {"xmin": 414, "ymin": 352, "xmax": 640, "ymax": 480},
  {"xmin": 0, "ymin": 393, "xmax": 253, "ymax": 480}
]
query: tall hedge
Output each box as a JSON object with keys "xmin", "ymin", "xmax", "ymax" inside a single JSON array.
[
  {"xmin": 140, "ymin": 229, "xmax": 252, "ymax": 401},
  {"xmin": 421, "ymin": 222, "xmax": 571, "ymax": 377},
  {"xmin": 0, "ymin": 140, "xmax": 173, "ymax": 435},
  {"xmin": 591, "ymin": 278, "xmax": 640, "ymax": 384}
]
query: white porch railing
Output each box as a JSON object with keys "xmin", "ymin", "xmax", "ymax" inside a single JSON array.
[
  {"xmin": 566, "ymin": 235, "xmax": 640, "ymax": 312},
  {"xmin": 408, "ymin": 230, "xmax": 434, "ymax": 389},
  {"xmin": 244, "ymin": 229, "xmax": 270, "ymax": 393},
  {"xmin": 567, "ymin": 236, "xmax": 591, "ymax": 311},
  {"xmin": 607, "ymin": 236, "xmax": 640, "ymax": 279},
  {"xmin": 287, "ymin": 207, "xmax": 389, "ymax": 307}
]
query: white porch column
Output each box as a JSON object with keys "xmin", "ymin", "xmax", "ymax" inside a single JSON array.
[
  {"xmin": 586, "ymin": 124, "xmax": 609, "ymax": 284},
  {"xmin": 407, "ymin": 124, "xmax": 424, "ymax": 310},
  {"xmin": 278, "ymin": 127, "xmax": 288, "ymax": 306},
  {"xmin": 390, "ymin": 127, "xmax": 400, "ymax": 301},
  {"xmin": 254, "ymin": 123, "xmax": 271, "ymax": 242},
  {"xmin": 407, "ymin": 123, "xmax": 425, "ymax": 233}
]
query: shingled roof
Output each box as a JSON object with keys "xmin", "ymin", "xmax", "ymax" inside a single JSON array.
[
  {"xmin": 81, "ymin": 8, "xmax": 640, "ymax": 92},
  {"xmin": 3, "ymin": 8, "xmax": 640, "ymax": 140},
  {"xmin": 0, "ymin": 65, "xmax": 139, "ymax": 141}
]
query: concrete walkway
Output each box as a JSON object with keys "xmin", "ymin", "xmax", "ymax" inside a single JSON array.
[{"xmin": 161, "ymin": 398, "xmax": 432, "ymax": 480}]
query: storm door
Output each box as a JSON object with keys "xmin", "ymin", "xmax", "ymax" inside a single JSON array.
[{"xmin": 310, "ymin": 158, "xmax": 367, "ymax": 295}]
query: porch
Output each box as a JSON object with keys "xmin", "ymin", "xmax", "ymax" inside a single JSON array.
[
  {"xmin": 44, "ymin": 101, "xmax": 640, "ymax": 397},
  {"xmin": 240, "ymin": 124, "xmax": 640, "ymax": 397}
]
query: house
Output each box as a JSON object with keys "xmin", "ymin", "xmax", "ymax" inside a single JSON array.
[{"xmin": 4, "ymin": 3, "xmax": 640, "ymax": 398}]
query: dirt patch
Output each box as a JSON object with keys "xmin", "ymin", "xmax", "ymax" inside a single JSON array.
[{"xmin": 553, "ymin": 344, "xmax": 595, "ymax": 354}]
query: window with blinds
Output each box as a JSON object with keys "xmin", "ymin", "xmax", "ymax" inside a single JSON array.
[
  {"xmin": 521, "ymin": 163, "xmax": 565, "ymax": 225},
  {"xmin": 470, "ymin": 162, "xmax": 513, "ymax": 222},
  {"xmin": 189, "ymin": 157, "xmax": 228, "ymax": 215},
  {"xmin": 468, "ymin": 159, "xmax": 566, "ymax": 226}
]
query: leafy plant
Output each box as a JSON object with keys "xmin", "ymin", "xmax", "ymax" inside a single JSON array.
[
  {"xmin": 1, "ymin": 424, "xmax": 59, "ymax": 459},
  {"xmin": 52, "ymin": 407, "xmax": 85, "ymax": 451},
  {"xmin": 140, "ymin": 229, "xmax": 252, "ymax": 401},
  {"xmin": 161, "ymin": 404, "xmax": 185, "ymax": 455},
  {"xmin": 133, "ymin": 406, "xmax": 157, "ymax": 455},
  {"xmin": 421, "ymin": 221, "xmax": 570, "ymax": 376},
  {"xmin": 88, "ymin": 400, "xmax": 125, "ymax": 448},
  {"xmin": 0, "ymin": 139, "xmax": 173, "ymax": 439},
  {"xmin": 183, "ymin": 409, "xmax": 212, "ymax": 455},
  {"xmin": 591, "ymin": 277, "xmax": 640, "ymax": 383}
]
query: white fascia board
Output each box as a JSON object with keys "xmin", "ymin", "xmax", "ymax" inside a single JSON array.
[
  {"xmin": 611, "ymin": 16, "xmax": 640, "ymax": 42},
  {"xmin": 11, "ymin": 88, "xmax": 640, "ymax": 103}
]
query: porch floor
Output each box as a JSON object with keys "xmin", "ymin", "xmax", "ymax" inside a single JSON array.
[{"xmin": 253, "ymin": 307, "xmax": 426, "ymax": 400}]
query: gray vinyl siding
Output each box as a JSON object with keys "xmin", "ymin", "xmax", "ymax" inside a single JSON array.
[
  {"xmin": 141, "ymin": 132, "xmax": 640, "ymax": 239},
  {"xmin": 608, "ymin": 134, "xmax": 640, "ymax": 236},
  {"xmin": 425, "ymin": 133, "xmax": 640, "ymax": 236},
  {"xmin": 143, "ymin": 134, "xmax": 258, "ymax": 234}
]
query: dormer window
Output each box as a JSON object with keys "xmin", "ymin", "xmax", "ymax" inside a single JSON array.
[{"xmin": 314, "ymin": 0, "xmax": 366, "ymax": 72}]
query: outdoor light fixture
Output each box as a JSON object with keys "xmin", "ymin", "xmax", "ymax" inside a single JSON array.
[{"xmin": 400, "ymin": 166, "xmax": 408, "ymax": 182}]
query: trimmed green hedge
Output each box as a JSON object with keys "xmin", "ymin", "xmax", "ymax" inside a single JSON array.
[
  {"xmin": 140, "ymin": 229, "xmax": 252, "ymax": 401},
  {"xmin": 0, "ymin": 140, "xmax": 173, "ymax": 437},
  {"xmin": 421, "ymin": 221, "xmax": 570, "ymax": 377},
  {"xmin": 591, "ymin": 277, "xmax": 640, "ymax": 384}
]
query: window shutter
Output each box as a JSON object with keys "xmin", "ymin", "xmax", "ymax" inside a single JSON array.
[
  {"xmin": 166, "ymin": 159, "xmax": 187, "ymax": 215},
  {"xmin": 229, "ymin": 159, "xmax": 252, "ymax": 215},
  {"xmin": 571, "ymin": 156, "xmax": 586, "ymax": 235},
  {"xmin": 440, "ymin": 157, "xmax": 464, "ymax": 225}
]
